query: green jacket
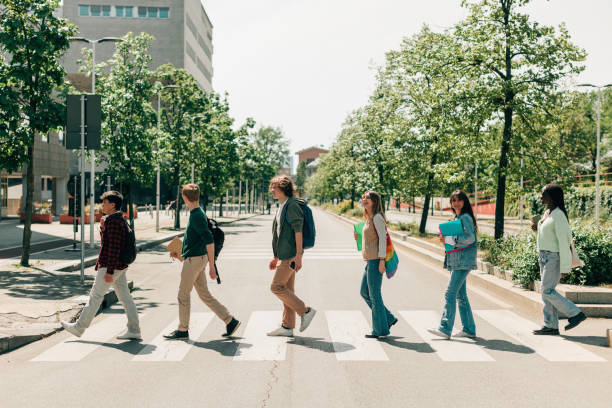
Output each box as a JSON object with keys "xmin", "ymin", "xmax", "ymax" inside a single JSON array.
[
  {"xmin": 272, "ymin": 197, "xmax": 304, "ymax": 260},
  {"xmin": 182, "ymin": 207, "xmax": 214, "ymax": 259}
]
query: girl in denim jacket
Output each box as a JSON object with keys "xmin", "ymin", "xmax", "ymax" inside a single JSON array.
[{"xmin": 428, "ymin": 190, "xmax": 478, "ymax": 339}]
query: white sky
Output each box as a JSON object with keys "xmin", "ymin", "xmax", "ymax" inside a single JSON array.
[{"xmin": 203, "ymin": 0, "xmax": 612, "ymax": 156}]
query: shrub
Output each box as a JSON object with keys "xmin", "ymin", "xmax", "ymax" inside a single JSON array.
[
  {"xmin": 337, "ymin": 200, "xmax": 353, "ymax": 214},
  {"xmin": 349, "ymin": 208, "xmax": 363, "ymax": 218},
  {"xmin": 481, "ymin": 223, "xmax": 612, "ymax": 289}
]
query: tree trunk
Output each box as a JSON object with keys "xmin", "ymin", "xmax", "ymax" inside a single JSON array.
[
  {"xmin": 495, "ymin": 105, "xmax": 513, "ymax": 239},
  {"xmin": 127, "ymin": 182, "xmax": 135, "ymax": 230},
  {"xmin": 219, "ymin": 195, "xmax": 224, "ymax": 217},
  {"xmin": 174, "ymin": 183, "xmax": 181, "ymax": 229},
  {"xmin": 420, "ymin": 193, "xmax": 431, "ymax": 234},
  {"xmin": 20, "ymin": 143, "xmax": 35, "ymax": 266}
]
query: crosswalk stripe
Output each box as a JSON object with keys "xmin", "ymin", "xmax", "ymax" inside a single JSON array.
[
  {"xmin": 31, "ymin": 315, "xmax": 126, "ymax": 362},
  {"xmin": 475, "ymin": 310, "xmax": 606, "ymax": 362},
  {"xmin": 399, "ymin": 311, "xmax": 495, "ymax": 362},
  {"xmin": 325, "ymin": 311, "xmax": 389, "ymax": 361},
  {"xmin": 132, "ymin": 313, "xmax": 213, "ymax": 362},
  {"xmin": 233, "ymin": 311, "xmax": 287, "ymax": 361}
]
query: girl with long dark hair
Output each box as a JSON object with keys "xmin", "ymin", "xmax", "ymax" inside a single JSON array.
[
  {"xmin": 530, "ymin": 184, "xmax": 586, "ymax": 335},
  {"xmin": 428, "ymin": 190, "xmax": 478, "ymax": 339},
  {"xmin": 355, "ymin": 190, "xmax": 397, "ymax": 338}
]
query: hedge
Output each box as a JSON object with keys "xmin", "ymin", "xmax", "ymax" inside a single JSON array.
[{"xmin": 480, "ymin": 223, "xmax": 612, "ymax": 288}]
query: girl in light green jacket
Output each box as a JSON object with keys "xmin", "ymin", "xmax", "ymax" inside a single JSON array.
[{"xmin": 530, "ymin": 184, "xmax": 586, "ymax": 336}]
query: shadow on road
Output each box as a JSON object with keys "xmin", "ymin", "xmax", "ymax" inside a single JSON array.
[
  {"xmin": 68, "ymin": 339, "xmax": 156, "ymax": 355},
  {"xmin": 469, "ymin": 337, "xmax": 534, "ymax": 354},
  {"xmin": 288, "ymin": 336, "xmax": 356, "ymax": 353},
  {"xmin": 379, "ymin": 336, "xmax": 436, "ymax": 353},
  {"xmin": 561, "ymin": 335, "xmax": 609, "ymax": 348},
  {"xmin": 192, "ymin": 337, "xmax": 251, "ymax": 357}
]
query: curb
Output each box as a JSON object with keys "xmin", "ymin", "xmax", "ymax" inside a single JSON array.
[
  {"xmin": 0, "ymin": 280, "xmax": 134, "ymax": 355},
  {"xmin": 0, "ymin": 214, "xmax": 256, "ymax": 354}
]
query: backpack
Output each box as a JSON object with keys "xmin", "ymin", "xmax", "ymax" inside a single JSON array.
[
  {"xmin": 285, "ymin": 198, "xmax": 316, "ymax": 250},
  {"xmin": 120, "ymin": 218, "xmax": 137, "ymax": 265},
  {"xmin": 207, "ymin": 217, "xmax": 225, "ymax": 260}
]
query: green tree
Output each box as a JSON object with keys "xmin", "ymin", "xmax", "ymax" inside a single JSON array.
[
  {"xmin": 91, "ymin": 32, "xmax": 157, "ymax": 228},
  {"xmin": 295, "ymin": 160, "xmax": 307, "ymax": 197},
  {"xmin": 0, "ymin": 0, "xmax": 76, "ymax": 266},
  {"xmin": 454, "ymin": 0, "xmax": 585, "ymax": 238}
]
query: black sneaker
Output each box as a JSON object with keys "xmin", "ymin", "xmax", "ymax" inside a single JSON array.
[
  {"xmin": 365, "ymin": 334, "xmax": 379, "ymax": 339},
  {"xmin": 564, "ymin": 312, "xmax": 587, "ymax": 331},
  {"xmin": 163, "ymin": 330, "xmax": 189, "ymax": 340},
  {"xmin": 532, "ymin": 326, "xmax": 560, "ymax": 336},
  {"xmin": 222, "ymin": 318, "xmax": 241, "ymax": 337}
]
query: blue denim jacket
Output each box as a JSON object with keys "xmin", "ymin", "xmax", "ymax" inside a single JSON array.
[{"xmin": 443, "ymin": 213, "xmax": 477, "ymax": 271}]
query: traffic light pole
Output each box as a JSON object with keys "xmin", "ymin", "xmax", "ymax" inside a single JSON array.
[{"xmin": 80, "ymin": 95, "xmax": 86, "ymax": 285}]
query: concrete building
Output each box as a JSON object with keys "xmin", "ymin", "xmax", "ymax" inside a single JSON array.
[
  {"xmin": 61, "ymin": 0, "xmax": 214, "ymax": 91},
  {"xmin": 296, "ymin": 146, "xmax": 329, "ymax": 166}
]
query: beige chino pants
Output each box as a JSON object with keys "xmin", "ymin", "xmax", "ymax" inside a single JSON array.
[
  {"xmin": 270, "ymin": 259, "xmax": 308, "ymax": 329},
  {"xmin": 178, "ymin": 255, "xmax": 232, "ymax": 331}
]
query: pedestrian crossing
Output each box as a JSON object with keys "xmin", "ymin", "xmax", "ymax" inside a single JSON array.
[
  {"xmin": 219, "ymin": 244, "xmax": 362, "ymax": 260},
  {"xmin": 31, "ymin": 309, "xmax": 609, "ymax": 363}
]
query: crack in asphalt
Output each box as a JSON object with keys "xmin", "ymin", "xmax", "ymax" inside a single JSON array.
[{"xmin": 260, "ymin": 343, "xmax": 282, "ymax": 408}]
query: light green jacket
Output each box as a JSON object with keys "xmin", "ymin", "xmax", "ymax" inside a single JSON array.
[{"xmin": 537, "ymin": 208, "xmax": 572, "ymax": 273}]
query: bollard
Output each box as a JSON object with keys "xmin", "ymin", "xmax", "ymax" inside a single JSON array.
[{"xmin": 607, "ymin": 329, "xmax": 611, "ymax": 348}]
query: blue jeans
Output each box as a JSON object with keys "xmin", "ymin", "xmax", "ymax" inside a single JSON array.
[
  {"xmin": 539, "ymin": 250, "xmax": 581, "ymax": 329},
  {"xmin": 439, "ymin": 269, "xmax": 476, "ymax": 336},
  {"xmin": 360, "ymin": 260, "xmax": 396, "ymax": 336}
]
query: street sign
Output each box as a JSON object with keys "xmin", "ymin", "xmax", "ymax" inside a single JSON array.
[{"xmin": 66, "ymin": 94, "xmax": 101, "ymax": 150}]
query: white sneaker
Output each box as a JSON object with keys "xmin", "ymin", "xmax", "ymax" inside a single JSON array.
[
  {"xmin": 427, "ymin": 328, "xmax": 450, "ymax": 339},
  {"xmin": 117, "ymin": 330, "xmax": 142, "ymax": 340},
  {"xmin": 454, "ymin": 331, "xmax": 476, "ymax": 338},
  {"xmin": 61, "ymin": 321, "xmax": 84, "ymax": 338},
  {"xmin": 299, "ymin": 307, "xmax": 317, "ymax": 332},
  {"xmin": 267, "ymin": 326, "xmax": 294, "ymax": 337}
]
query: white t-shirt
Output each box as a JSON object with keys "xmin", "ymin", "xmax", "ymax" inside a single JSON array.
[{"xmin": 275, "ymin": 200, "xmax": 287, "ymax": 236}]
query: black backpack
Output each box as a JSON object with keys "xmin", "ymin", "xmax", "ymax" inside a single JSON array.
[
  {"xmin": 207, "ymin": 218, "xmax": 225, "ymax": 260},
  {"xmin": 120, "ymin": 218, "xmax": 137, "ymax": 265}
]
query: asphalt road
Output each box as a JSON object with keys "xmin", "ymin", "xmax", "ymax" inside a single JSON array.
[{"xmin": 1, "ymin": 209, "xmax": 611, "ymax": 408}]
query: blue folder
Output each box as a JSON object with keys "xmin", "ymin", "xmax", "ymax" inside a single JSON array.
[{"xmin": 438, "ymin": 219, "xmax": 463, "ymax": 236}]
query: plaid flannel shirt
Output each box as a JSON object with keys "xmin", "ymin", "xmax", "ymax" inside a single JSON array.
[{"xmin": 96, "ymin": 212, "xmax": 128, "ymax": 275}]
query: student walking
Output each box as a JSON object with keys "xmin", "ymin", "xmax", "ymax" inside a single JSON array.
[
  {"xmin": 61, "ymin": 191, "xmax": 141, "ymax": 340},
  {"xmin": 267, "ymin": 176, "xmax": 316, "ymax": 337},
  {"xmin": 428, "ymin": 190, "xmax": 478, "ymax": 339},
  {"xmin": 164, "ymin": 184, "xmax": 240, "ymax": 340},
  {"xmin": 357, "ymin": 191, "xmax": 397, "ymax": 339},
  {"xmin": 531, "ymin": 184, "xmax": 586, "ymax": 335}
]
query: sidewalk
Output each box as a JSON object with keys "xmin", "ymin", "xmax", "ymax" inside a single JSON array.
[
  {"xmin": 385, "ymin": 209, "xmax": 530, "ymax": 236},
  {"xmin": 0, "ymin": 212, "xmax": 258, "ymax": 354}
]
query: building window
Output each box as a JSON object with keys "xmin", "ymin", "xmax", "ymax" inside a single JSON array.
[
  {"xmin": 90, "ymin": 5, "xmax": 101, "ymax": 16},
  {"xmin": 138, "ymin": 7, "xmax": 147, "ymax": 18},
  {"xmin": 102, "ymin": 5, "xmax": 111, "ymax": 16},
  {"xmin": 116, "ymin": 5, "xmax": 123, "ymax": 17},
  {"xmin": 79, "ymin": 5, "xmax": 89, "ymax": 16},
  {"xmin": 159, "ymin": 7, "xmax": 169, "ymax": 18},
  {"xmin": 124, "ymin": 6, "xmax": 133, "ymax": 17},
  {"xmin": 148, "ymin": 7, "xmax": 157, "ymax": 18},
  {"xmin": 58, "ymin": 129, "xmax": 64, "ymax": 145}
]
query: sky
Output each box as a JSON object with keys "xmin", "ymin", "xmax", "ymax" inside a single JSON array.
[{"xmin": 203, "ymin": 0, "xmax": 612, "ymax": 157}]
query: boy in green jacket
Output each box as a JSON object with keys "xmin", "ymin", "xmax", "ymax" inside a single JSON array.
[
  {"xmin": 267, "ymin": 176, "xmax": 316, "ymax": 337},
  {"xmin": 165, "ymin": 184, "xmax": 240, "ymax": 340}
]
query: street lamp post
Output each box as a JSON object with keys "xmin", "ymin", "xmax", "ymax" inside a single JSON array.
[
  {"xmin": 70, "ymin": 37, "xmax": 121, "ymax": 247},
  {"xmin": 156, "ymin": 85, "xmax": 180, "ymax": 232},
  {"xmin": 578, "ymin": 83, "xmax": 612, "ymax": 223}
]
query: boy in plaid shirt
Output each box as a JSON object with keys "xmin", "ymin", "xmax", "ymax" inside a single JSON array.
[{"xmin": 61, "ymin": 191, "xmax": 141, "ymax": 340}]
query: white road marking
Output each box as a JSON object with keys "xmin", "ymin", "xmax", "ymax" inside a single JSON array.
[
  {"xmin": 476, "ymin": 310, "xmax": 606, "ymax": 362},
  {"xmin": 399, "ymin": 310, "xmax": 495, "ymax": 362},
  {"xmin": 31, "ymin": 315, "xmax": 126, "ymax": 362},
  {"xmin": 132, "ymin": 313, "xmax": 213, "ymax": 362},
  {"xmin": 325, "ymin": 311, "xmax": 389, "ymax": 361},
  {"xmin": 233, "ymin": 311, "xmax": 288, "ymax": 361}
]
